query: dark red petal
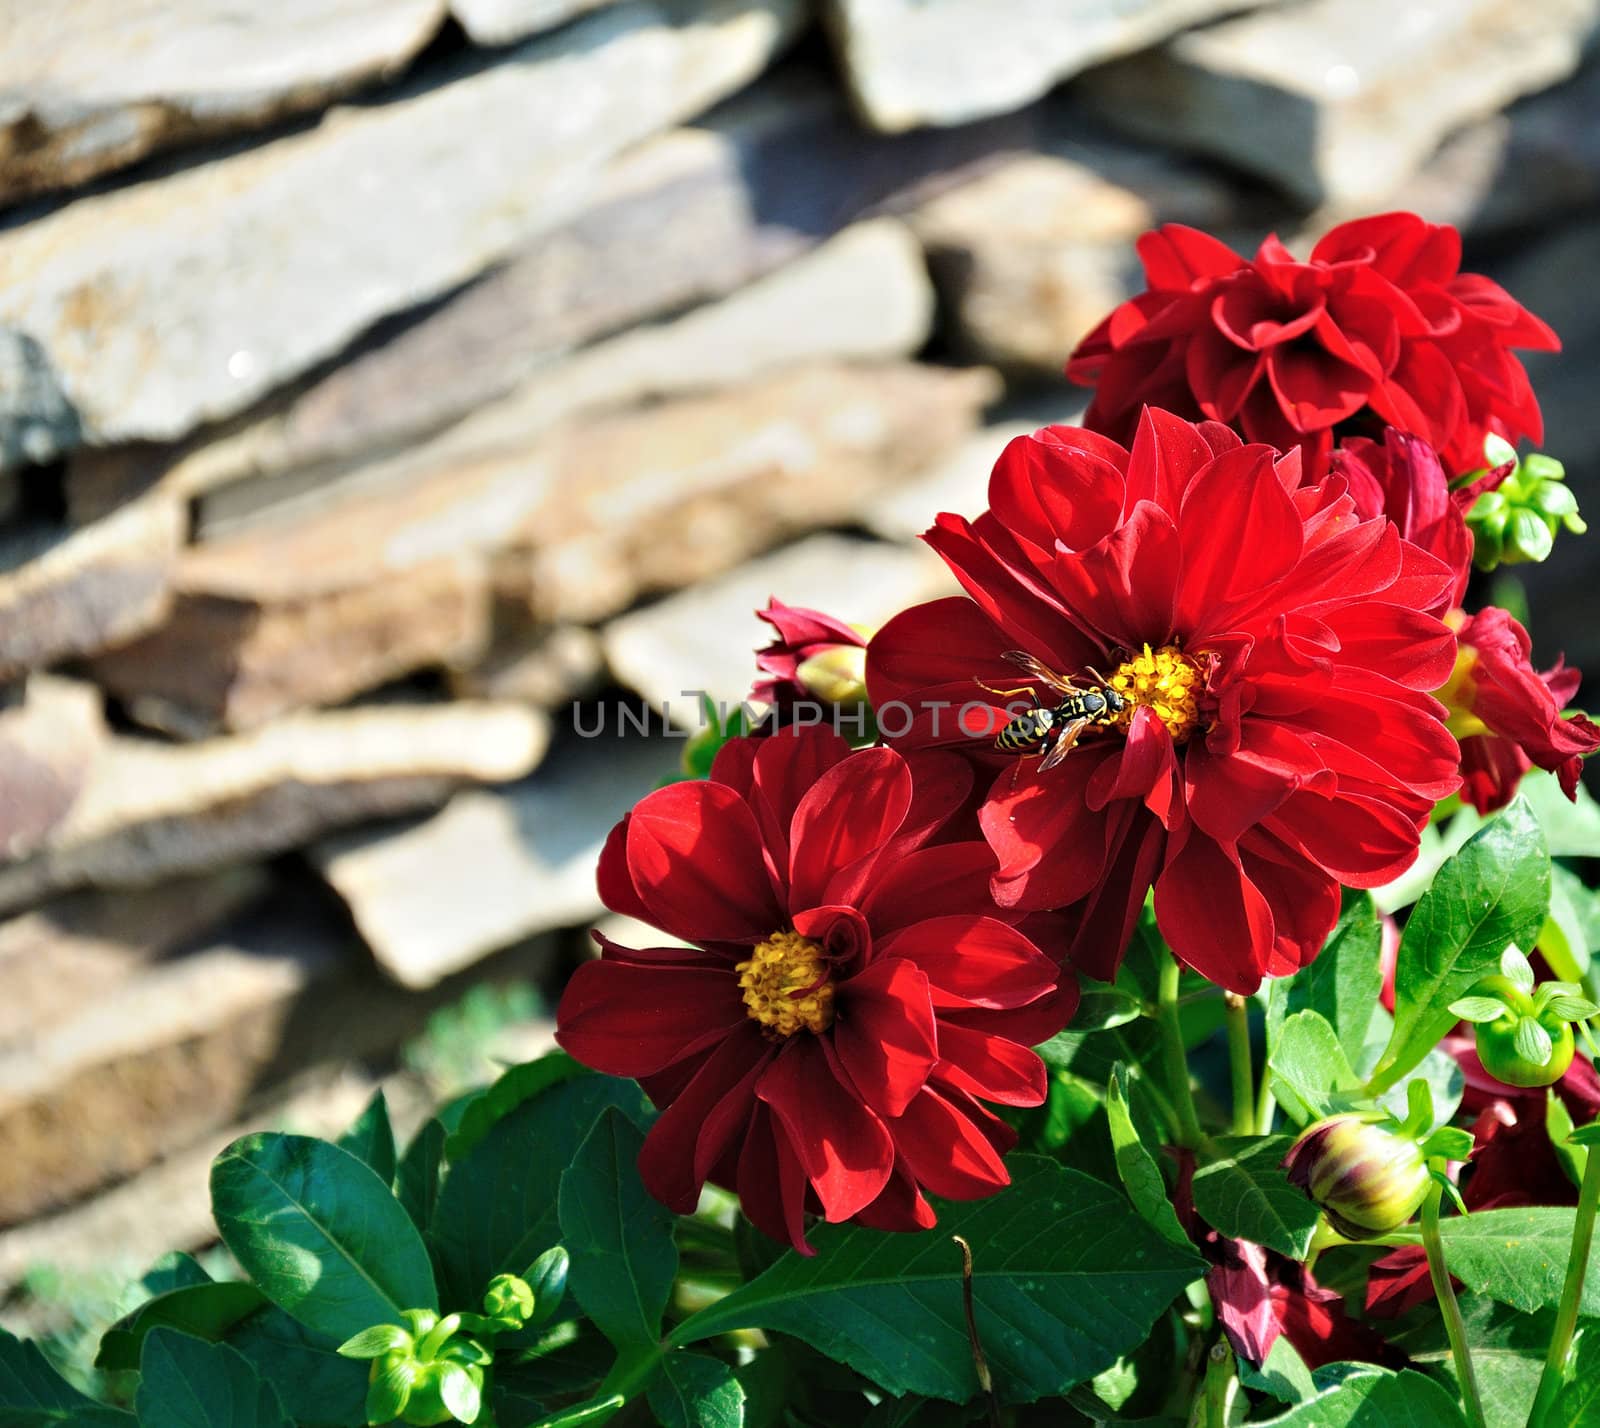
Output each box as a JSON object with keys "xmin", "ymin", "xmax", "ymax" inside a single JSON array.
[
  {"xmin": 628, "ymin": 780, "xmax": 783, "ymax": 943},
  {"xmin": 1137, "ymin": 224, "xmax": 1245, "ymax": 289},
  {"xmin": 934, "ymin": 1022, "xmax": 1048, "ymax": 1106},
  {"xmin": 597, "ymin": 815, "xmax": 653, "ymax": 924},
  {"xmin": 988, "ymin": 429, "xmax": 1126, "ymax": 552},
  {"xmin": 757, "ymin": 1036, "xmax": 895, "ymax": 1222},
  {"xmin": 850, "ymin": 1161, "xmax": 938, "ymax": 1233},
  {"xmin": 875, "ymin": 914, "xmax": 1056, "ymax": 1009},
  {"xmin": 1155, "ymin": 829, "xmax": 1275, "ymax": 994},
  {"xmin": 890, "ymin": 1086, "xmax": 1012, "ymax": 1200},
  {"xmin": 981, "ymin": 753, "xmax": 1117, "ymax": 911},
  {"xmin": 1320, "ymin": 602, "xmax": 1457, "ymax": 690},
  {"xmin": 832, "ymin": 957, "xmax": 939, "ymax": 1118},
  {"xmin": 1184, "ymin": 719, "xmax": 1332, "ymax": 845},
  {"xmin": 788, "ymin": 746, "xmax": 912, "ymax": 911},
  {"xmin": 751, "ymin": 725, "xmax": 853, "ymax": 863},
  {"xmin": 737, "ymin": 1101, "xmax": 814, "ymax": 1254},
  {"xmin": 556, "ymin": 956, "xmax": 746, "ymax": 1078},
  {"xmin": 858, "ymin": 841, "xmax": 1003, "ymax": 937}
]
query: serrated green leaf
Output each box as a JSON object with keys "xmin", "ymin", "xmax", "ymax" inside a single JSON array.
[
  {"xmin": 1268, "ymin": 1011, "xmax": 1358, "ymax": 1125},
  {"xmin": 1521, "ymin": 769, "xmax": 1600, "ymax": 858},
  {"xmin": 557, "ymin": 1108, "xmax": 677, "ymax": 1352},
  {"xmin": 444, "ymin": 1052, "xmax": 588, "ymax": 1163},
  {"xmin": 210, "ymin": 1133, "xmax": 437, "ymax": 1341},
  {"xmin": 136, "ymin": 1329, "xmax": 291, "ymax": 1428},
  {"xmin": 1372, "ymin": 800, "xmax": 1549, "ymax": 1093},
  {"xmin": 1447, "ymin": 997, "xmax": 1509, "ymax": 1024},
  {"xmin": 1105, "ymin": 1065, "xmax": 1188, "ymax": 1248},
  {"xmin": 1192, "ymin": 1136, "xmax": 1321, "ymax": 1259},
  {"xmin": 1436, "ymin": 1207, "xmax": 1600, "ymax": 1315},
  {"xmin": 647, "ymin": 1353, "xmax": 745, "ymax": 1428},
  {"xmin": 1250, "ymin": 1368, "xmax": 1467, "ymax": 1425},
  {"xmin": 670, "ymin": 1156, "xmax": 1204, "ymax": 1403},
  {"xmin": 95, "ymin": 1282, "xmax": 267, "ymax": 1371},
  {"xmin": 335, "ymin": 1089, "xmax": 397, "ymax": 1186},
  {"xmin": 1388, "ymin": 1296, "xmax": 1549, "ymax": 1428},
  {"xmin": 431, "ymin": 1073, "xmax": 651, "ymax": 1309},
  {"xmin": 1266, "ymin": 895, "xmax": 1382, "ymax": 1064},
  {"xmin": 0, "ymin": 1326, "xmax": 133, "ymax": 1426}
]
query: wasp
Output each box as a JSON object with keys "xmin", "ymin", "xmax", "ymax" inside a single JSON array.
[{"xmin": 977, "ymin": 650, "xmax": 1128, "ymax": 771}]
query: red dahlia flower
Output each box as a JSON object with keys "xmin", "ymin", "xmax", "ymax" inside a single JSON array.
[
  {"xmin": 555, "ymin": 726, "xmax": 1075, "ymax": 1253},
  {"xmin": 1438, "ymin": 605, "xmax": 1600, "ymax": 813},
  {"xmin": 751, "ymin": 598, "xmax": 870, "ymax": 708},
  {"xmin": 867, "ymin": 408, "xmax": 1462, "ymax": 994},
  {"xmin": 1067, "ymin": 212, "xmax": 1558, "ymax": 477}
]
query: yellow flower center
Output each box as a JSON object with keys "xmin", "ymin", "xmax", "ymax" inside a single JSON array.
[
  {"xmin": 736, "ymin": 931, "xmax": 834, "ymax": 1036},
  {"xmin": 1108, "ymin": 643, "xmax": 1205, "ymax": 743},
  {"xmin": 1435, "ymin": 644, "xmax": 1489, "ymax": 740}
]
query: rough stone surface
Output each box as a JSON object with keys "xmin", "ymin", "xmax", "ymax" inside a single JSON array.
[
  {"xmin": 603, "ymin": 532, "xmax": 956, "ymax": 719},
  {"xmin": 0, "ymin": 0, "xmax": 802, "ymax": 446},
  {"xmin": 0, "ymin": 0, "xmax": 447, "ymax": 206},
  {"xmin": 0, "ymin": 678, "xmax": 106, "ymax": 863},
  {"xmin": 452, "ymin": 625, "xmax": 607, "ymax": 707},
  {"xmin": 314, "ymin": 732, "xmax": 680, "ymax": 988},
  {"xmin": 910, "ymin": 149, "xmax": 1240, "ymax": 372},
  {"xmin": 0, "ymin": 488, "xmax": 182, "ymax": 681},
  {"xmin": 452, "ymin": 0, "xmax": 619, "ymax": 44},
  {"xmin": 0, "ymin": 328, "xmax": 81, "ymax": 473},
  {"xmin": 1082, "ymin": 0, "xmax": 1600, "ymax": 208},
  {"xmin": 491, "ymin": 360, "xmax": 998, "ymax": 626},
  {"xmin": 821, "ymin": 0, "xmax": 1272, "ymax": 132},
  {"xmin": 0, "ymin": 700, "xmax": 550, "ymax": 913},
  {"xmin": 0, "ymin": 868, "xmax": 271, "ymax": 1048}
]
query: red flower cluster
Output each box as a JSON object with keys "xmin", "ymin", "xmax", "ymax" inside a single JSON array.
[
  {"xmin": 1067, "ymin": 212, "xmax": 1558, "ymax": 477},
  {"xmin": 750, "ymin": 598, "xmax": 870, "ymax": 708},
  {"xmin": 1441, "ymin": 606, "xmax": 1600, "ymax": 813},
  {"xmin": 868, "ymin": 409, "xmax": 1461, "ymax": 993},
  {"xmin": 555, "ymin": 726, "xmax": 1075, "ymax": 1252}
]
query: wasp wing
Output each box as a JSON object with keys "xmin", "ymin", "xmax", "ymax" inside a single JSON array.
[
  {"xmin": 1037, "ymin": 716, "xmax": 1089, "ymax": 771},
  {"xmin": 1000, "ymin": 649, "xmax": 1084, "ymax": 696}
]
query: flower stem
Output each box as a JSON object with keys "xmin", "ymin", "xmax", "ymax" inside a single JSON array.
[
  {"xmin": 1529, "ymin": 1135, "xmax": 1600, "ymax": 1425},
  {"xmin": 1157, "ymin": 948, "xmax": 1205, "ymax": 1151},
  {"xmin": 1224, "ymin": 993, "xmax": 1255, "ymax": 1136},
  {"xmin": 1420, "ymin": 1165, "xmax": 1487, "ymax": 1428}
]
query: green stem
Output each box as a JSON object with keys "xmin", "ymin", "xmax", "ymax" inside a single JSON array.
[
  {"xmin": 1197, "ymin": 1340, "xmax": 1234, "ymax": 1428},
  {"xmin": 1529, "ymin": 1138, "xmax": 1600, "ymax": 1425},
  {"xmin": 1421, "ymin": 1166, "xmax": 1487, "ymax": 1428},
  {"xmin": 1255, "ymin": 1070, "xmax": 1276, "ymax": 1136},
  {"xmin": 1156, "ymin": 948, "xmax": 1205, "ymax": 1151},
  {"xmin": 1224, "ymin": 993, "xmax": 1255, "ymax": 1136}
]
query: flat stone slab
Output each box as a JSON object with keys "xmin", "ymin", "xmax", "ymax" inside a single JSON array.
[
  {"xmin": 1081, "ymin": 0, "xmax": 1600, "ymax": 207},
  {"xmin": 821, "ymin": 0, "xmax": 1272, "ymax": 132},
  {"xmin": 452, "ymin": 0, "xmax": 620, "ymax": 44},
  {"xmin": 0, "ymin": 700, "xmax": 550, "ymax": 914},
  {"xmin": 0, "ymin": 678, "xmax": 106, "ymax": 863},
  {"xmin": 0, "ymin": 0, "xmax": 802, "ymax": 446}
]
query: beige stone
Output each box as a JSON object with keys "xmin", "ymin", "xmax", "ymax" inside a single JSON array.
[
  {"xmin": 0, "ymin": 678, "xmax": 106, "ymax": 862},
  {"xmin": 452, "ymin": 0, "xmax": 619, "ymax": 44},
  {"xmin": 0, "ymin": 0, "xmax": 447, "ymax": 205},
  {"xmin": 1082, "ymin": 0, "xmax": 1600, "ymax": 207},
  {"xmin": 0, "ymin": 700, "xmax": 550, "ymax": 913},
  {"xmin": 451, "ymin": 625, "xmax": 607, "ymax": 708},
  {"xmin": 0, "ymin": 0, "xmax": 803, "ymax": 445}
]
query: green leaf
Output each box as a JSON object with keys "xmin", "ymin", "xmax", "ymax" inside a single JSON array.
[
  {"xmin": 139, "ymin": 1253, "xmax": 212, "ymax": 1298},
  {"xmin": 527, "ymin": 1396, "xmax": 625, "ymax": 1428},
  {"xmin": 1566, "ymin": 1122, "xmax": 1600, "ymax": 1148},
  {"xmin": 431, "ymin": 1073, "xmax": 651, "ymax": 1309},
  {"xmin": 1372, "ymin": 799, "xmax": 1549, "ymax": 1092},
  {"xmin": 439, "ymin": 1362, "xmax": 483, "ymax": 1424},
  {"xmin": 1447, "ymin": 997, "xmax": 1509, "ymax": 1024},
  {"xmin": 95, "ymin": 1283, "xmax": 267, "ymax": 1371},
  {"xmin": 1501, "ymin": 946, "xmax": 1536, "ymax": 991},
  {"xmin": 1268, "ymin": 1011, "xmax": 1358, "ymax": 1125},
  {"xmin": 1238, "ymin": 1336, "xmax": 1317, "ymax": 1406},
  {"xmin": 1543, "ymin": 862, "xmax": 1600, "ymax": 979},
  {"xmin": 396, "ymin": 1118, "xmax": 446, "ymax": 1235},
  {"xmin": 1436, "ymin": 1207, "xmax": 1600, "ymax": 1315},
  {"xmin": 669, "ymin": 1156, "xmax": 1204, "ymax": 1403},
  {"xmin": 444, "ymin": 1052, "xmax": 588, "ymax": 1163},
  {"xmin": 1105, "ymin": 1065, "xmax": 1188, "ymax": 1248},
  {"xmin": 1545, "ymin": 995, "xmax": 1599, "ymax": 1022},
  {"xmin": 1266, "ymin": 895, "xmax": 1382, "ymax": 1064},
  {"xmin": 335, "ymin": 1324, "xmax": 411, "ymax": 1359},
  {"xmin": 557, "ymin": 1108, "xmax": 677, "ymax": 1351},
  {"xmin": 647, "ymin": 1353, "xmax": 745, "ymax": 1428},
  {"xmin": 1514, "ymin": 1016, "xmax": 1555, "ymax": 1065},
  {"xmin": 1250, "ymin": 1368, "xmax": 1467, "ymax": 1425},
  {"xmin": 1521, "ymin": 769, "xmax": 1600, "ymax": 857},
  {"xmin": 210, "ymin": 1132, "xmax": 437, "ymax": 1341},
  {"xmin": 1550, "ymin": 1327, "xmax": 1600, "ymax": 1427},
  {"xmin": 135, "ymin": 1329, "xmax": 291, "ymax": 1428},
  {"xmin": 1191, "ymin": 1135, "xmax": 1321, "ymax": 1259},
  {"xmin": 0, "ymin": 1327, "xmax": 132, "ymax": 1426},
  {"xmin": 1376, "ymin": 1048, "xmax": 1462, "ymax": 1133},
  {"xmin": 336, "ymin": 1089, "xmax": 397, "ymax": 1186},
  {"xmin": 1390, "ymin": 1295, "xmax": 1550, "ymax": 1428},
  {"xmin": 225, "ymin": 1309, "xmax": 369, "ymax": 1428}
]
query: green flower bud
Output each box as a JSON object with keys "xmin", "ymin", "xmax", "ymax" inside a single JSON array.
[
  {"xmin": 399, "ymin": 1359, "xmax": 485, "ymax": 1426},
  {"xmin": 1464, "ymin": 437, "xmax": 1585, "ymax": 571},
  {"xmin": 346, "ymin": 1306, "xmax": 489, "ymax": 1425},
  {"xmin": 525, "ymin": 1245, "xmax": 570, "ymax": 1326},
  {"xmin": 1281, "ymin": 1112, "xmax": 1430, "ymax": 1239},
  {"xmin": 482, "ymin": 1273, "xmax": 536, "ymax": 1325}
]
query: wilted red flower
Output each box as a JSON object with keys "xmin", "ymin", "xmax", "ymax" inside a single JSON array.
[
  {"xmin": 556, "ymin": 726, "xmax": 1075, "ymax": 1253},
  {"xmin": 1438, "ymin": 605, "xmax": 1600, "ymax": 813},
  {"xmin": 751, "ymin": 599, "xmax": 870, "ymax": 708},
  {"xmin": 1067, "ymin": 212, "xmax": 1558, "ymax": 477},
  {"xmin": 867, "ymin": 409, "xmax": 1461, "ymax": 994},
  {"xmin": 1329, "ymin": 430, "xmax": 1472, "ymax": 615}
]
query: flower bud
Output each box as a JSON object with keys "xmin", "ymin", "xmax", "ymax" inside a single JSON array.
[
  {"xmin": 1281, "ymin": 1112, "xmax": 1430, "ymax": 1240},
  {"xmin": 750, "ymin": 599, "xmax": 872, "ymax": 709},
  {"xmin": 482, "ymin": 1273, "xmax": 535, "ymax": 1324},
  {"xmin": 1464, "ymin": 437, "xmax": 1585, "ymax": 570},
  {"xmin": 525, "ymin": 1245, "xmax": 570, "ymax": 1326}
]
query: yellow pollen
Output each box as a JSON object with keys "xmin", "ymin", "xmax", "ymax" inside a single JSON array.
[
  {"xmin": 1108, "ymin": 643, "xmax": 1205, "ymax": 742},
  {"xmin": 1435, "ymin": 643, "xmax": 1489, "ymax": 741},
  {"xmin": 736, "ymin": 931, "xmax": 834, "ymax": 1036}
]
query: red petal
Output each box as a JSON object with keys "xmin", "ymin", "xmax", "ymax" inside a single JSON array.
[
  {"xmin": 1155, "ymin": 830, "xmax": 1275, "ymax": 994},
  {"xmin": 980, "ymin": 754, "xmax": 1116, "ymax": 911},
  {"xmin": 556, "ymin": 956, "xmax": 746, "ymax": 1078},
  {"xmin": 890, "ymin": 1087, "xmax": 1012, "ymax": 1200},
  {"xmin": 832, "ymin": 957, "xmax": 939, "ymax": 1118},
  {"xmin": 934, "ymin": 1022, "xmax": 1047, "ymax": 1106},
  {"xmin": 736, "ymin": 1101, "xmax": 814, "ymax": 1253},
  {"xmin": 1137, "ymin": 224, "xmax": 1245, "ymax": 289},
  {"xmin": 875, "ymin": 915, "xmax": 1056, "ymax": 1009},
  {"xmin": 788, "ymin": 746, "xmax": 912, "ymax": 911},
  {"xmin": 858, "ymin": 841, "xmax": 1002, "ymax": 937},
  {"xmin": 597, "ymin": 815, "xmax": 653, "ymax": 924}
]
